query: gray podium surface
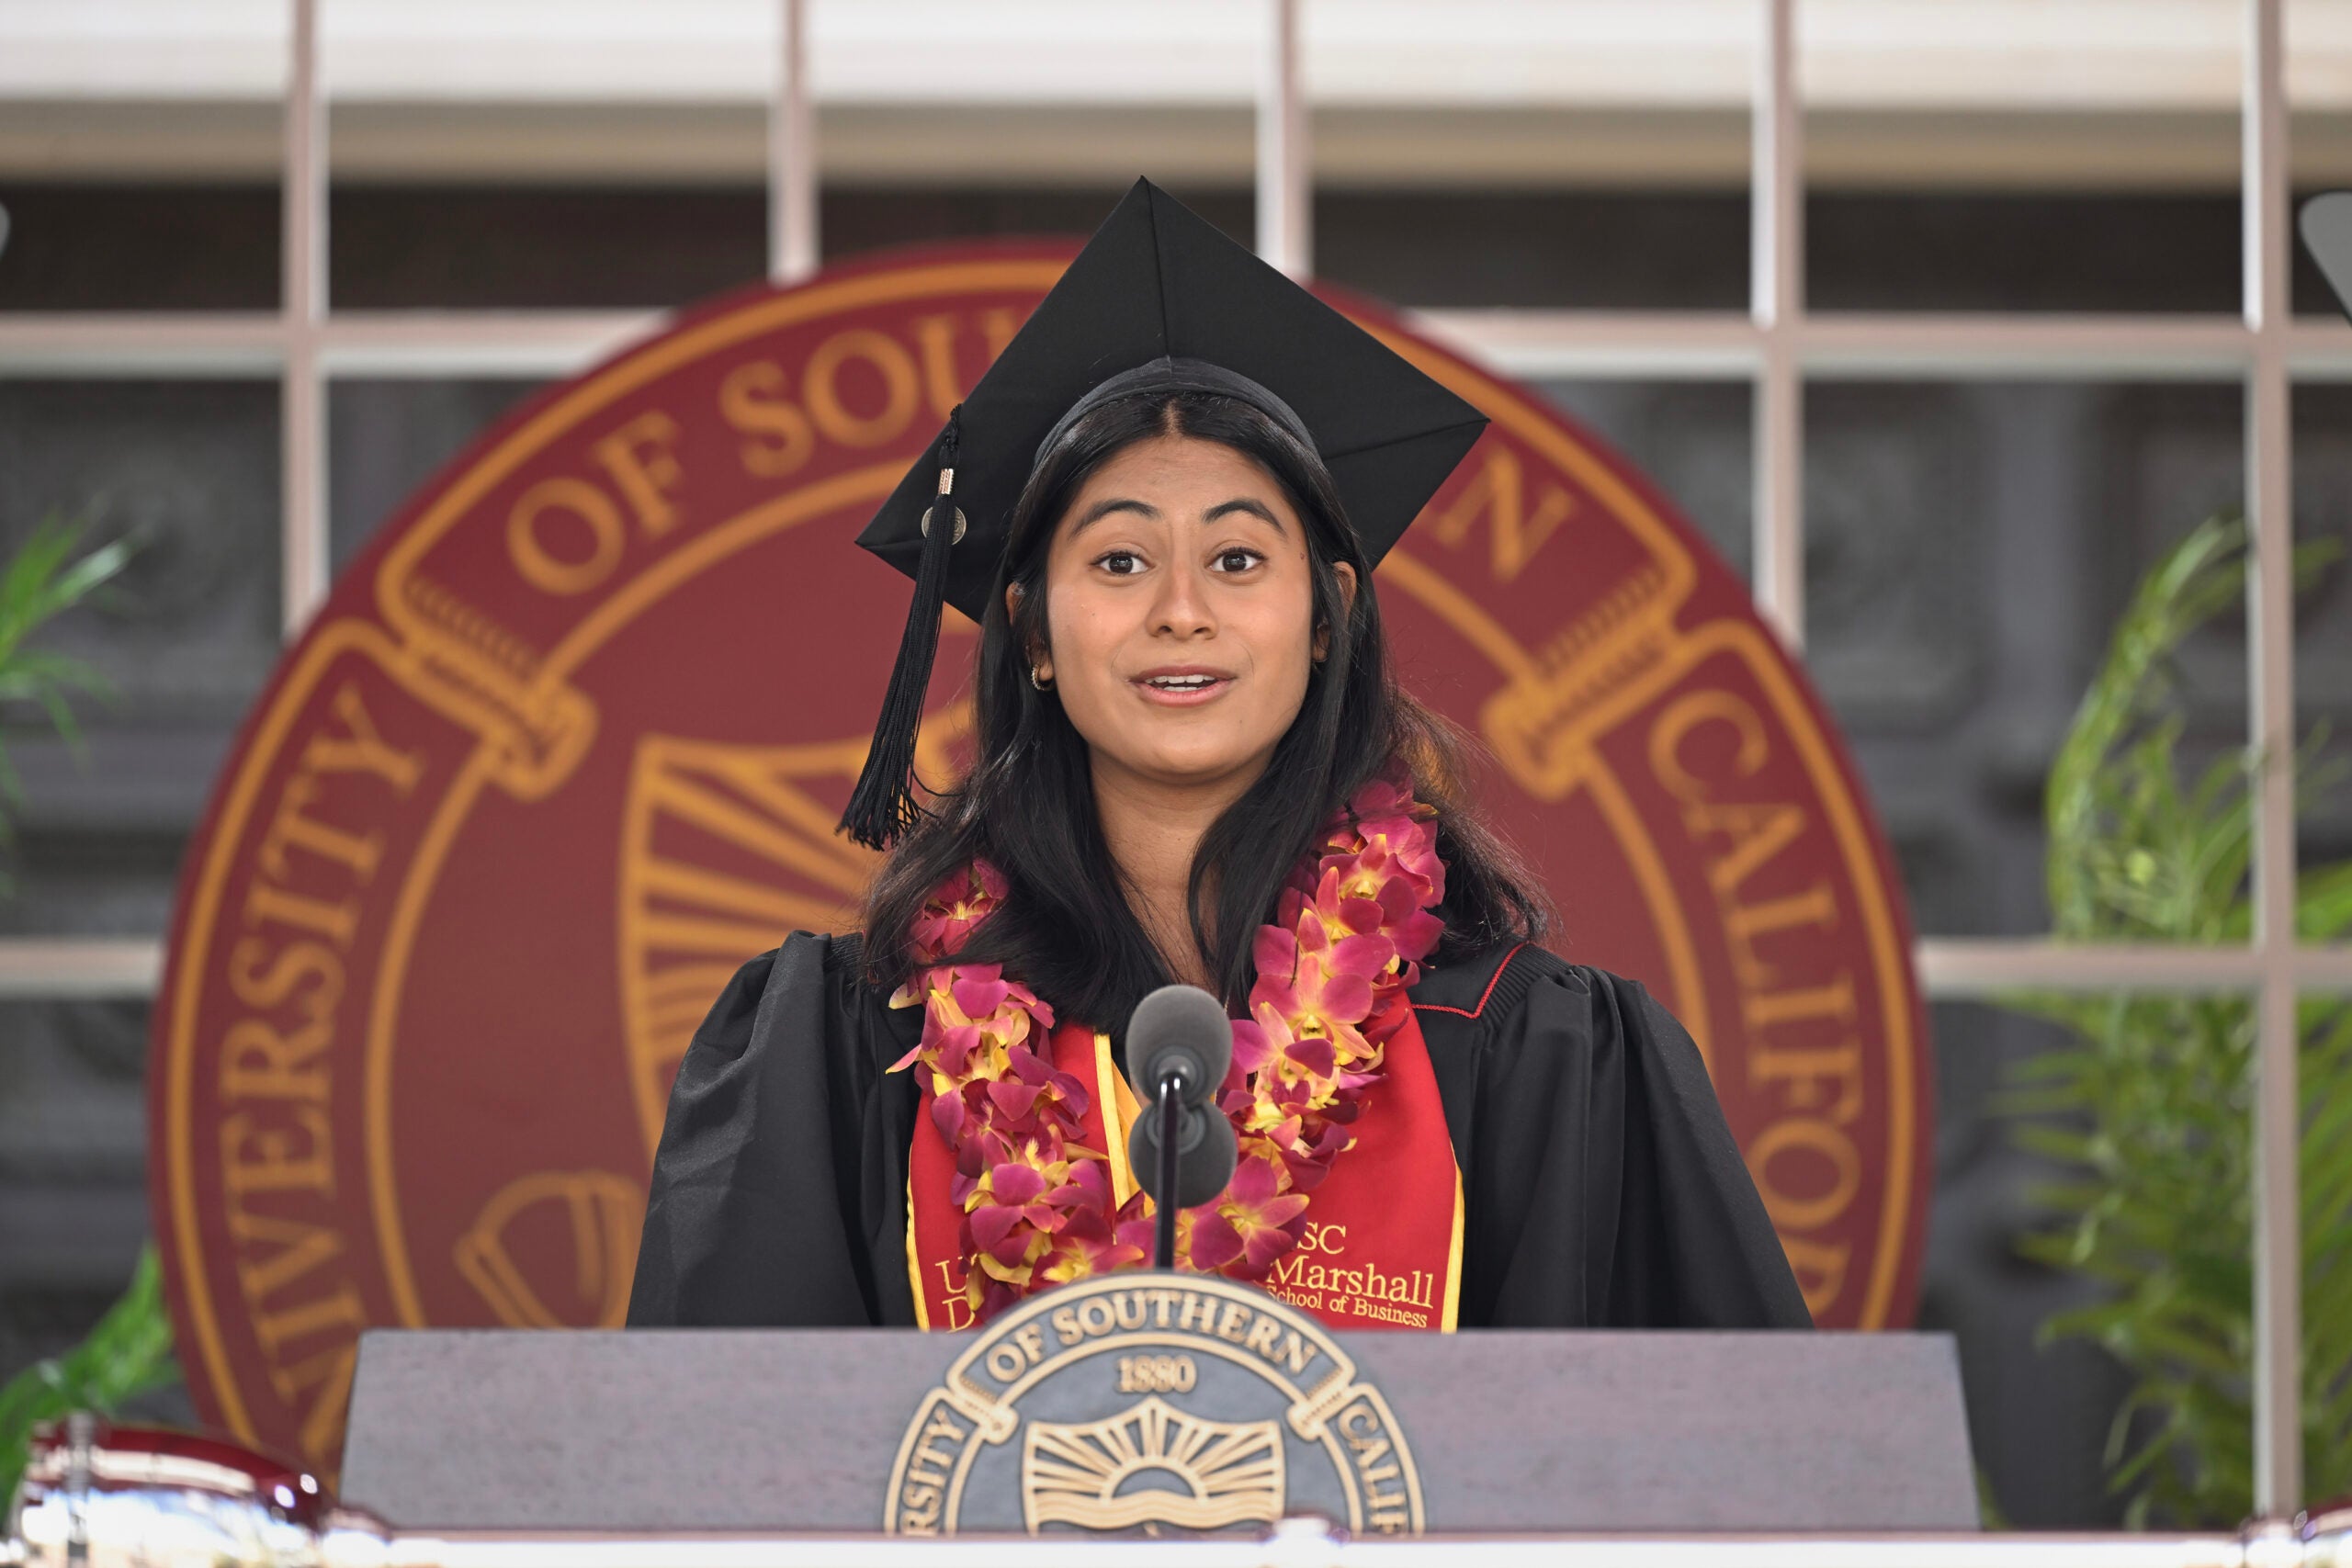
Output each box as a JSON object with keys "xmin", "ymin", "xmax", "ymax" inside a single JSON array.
[{"xmin": 342, "ymin": 1327, "xmax": 1976, "ymax": 1533}]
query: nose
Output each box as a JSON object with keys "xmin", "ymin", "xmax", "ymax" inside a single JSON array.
[{"xmin": 1149, "ymin": 556, "xmax": 1216, "ymax": 639}]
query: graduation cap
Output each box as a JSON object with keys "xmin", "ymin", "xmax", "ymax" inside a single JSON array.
[{"xmin": 839, "ymin": 177, "xmax": 1490, "ymax": 850}]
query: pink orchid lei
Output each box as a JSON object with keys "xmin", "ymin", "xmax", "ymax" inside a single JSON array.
[{"xmin": 890, "ymin": 765, "xmax": 1447, "ymax": 1325}]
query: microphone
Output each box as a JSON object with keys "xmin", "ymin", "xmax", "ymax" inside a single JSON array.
[{"xmin": 1124, "ymin": 984, "xmax": 1240, "ymax": 1266}]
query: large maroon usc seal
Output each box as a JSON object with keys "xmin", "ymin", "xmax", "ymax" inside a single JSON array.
[{"xmin": 150, "ymin": 243, "xmax": 1931, "ymax": 1476}]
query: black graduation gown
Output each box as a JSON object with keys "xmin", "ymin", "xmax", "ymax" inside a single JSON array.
[{"xmin": 627, "ymin": 932, "xmax": 1813, "ymax": 1330}]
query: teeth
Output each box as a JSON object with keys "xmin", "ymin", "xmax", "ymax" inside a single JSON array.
[{"xmin": 1148, "ymin": 675, "xmax": 1217, "ymax": 689}]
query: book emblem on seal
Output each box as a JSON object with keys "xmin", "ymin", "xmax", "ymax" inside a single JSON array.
[{"xmin": 886, "ymin": 1273, "xmax": 1420, "ymax": 1536}]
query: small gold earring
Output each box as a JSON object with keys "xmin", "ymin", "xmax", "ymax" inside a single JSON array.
[{"xmin": 1030, "ymin": 665, "xmax": 1054, "ymax": 692}]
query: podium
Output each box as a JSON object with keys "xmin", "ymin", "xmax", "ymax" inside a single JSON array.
[{"xmin": 341, "ymin": 1275, "xmax": 1977, "ymax": 1537}]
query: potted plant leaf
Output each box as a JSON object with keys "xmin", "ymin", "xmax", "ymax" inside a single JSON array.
[
  {"xmin": 0, "ymin": 521, "xmax": 175, "ymax": 1504},
  {"xmin": 2005, "ymin": 513, "xmax": 2352, "ymax": 1526}
]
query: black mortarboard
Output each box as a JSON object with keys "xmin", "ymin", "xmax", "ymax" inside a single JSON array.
[{"xmin": 838, "ymin": 177, "xmax": 1490, "ymax": 849}]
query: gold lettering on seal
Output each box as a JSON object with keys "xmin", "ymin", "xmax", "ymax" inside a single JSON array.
[
  {"xmin": 503, "ymin": 408, "xmax": 686, "ymax": 597},
  {"xmin": 1340, "ymin": 1400, "xmax": 1415, "ymax": 1533},
  {"xmin": 1746, "ymin": 1116, "xmax": 1864, "ymax": 1232},
  {"xmin": 802, "ymin": 328, "xmax": 921, "ymax": 448},
  {"xmin": 718, "ymin": 359, "xmax": 819, "ymax": 479},
  {"xmin": 592, "ymin": 410, "xmax": 685, "ymax": 538},
  {"xmin": 220, "ymin": 680, "xmax": 428, "ymax": 1464},
  {"xmin": 720, "ymin": 308, "xmax": 1015, "ymax": 480},
  {"xmin": 1427, "ymin": 446, "xmax": 1576, "ymax": 584},
  {"xmin": 506, "ymin": 476, "xmax": 627, "ymax": 597},
  {"xmin": 1647, "ymin": 686, "xmax": 1863, "ymax": 1318},
  {"xmin": 895, "ymin": 1404, "xmax": 968, "ymax": 1536}
]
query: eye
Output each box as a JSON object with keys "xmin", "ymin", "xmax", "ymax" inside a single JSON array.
[
  {"xmin": 1096, "ymin": 549, "xmax": 1145, "ymax": 576},
  {"xmin": 1211, "ymin": 548, "xmax": 1263, "ymax": 574}
]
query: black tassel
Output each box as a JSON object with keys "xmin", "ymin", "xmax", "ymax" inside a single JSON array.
[{"xmin": 840, "ymin": 409, "xmax": 963, "ymax": 850}]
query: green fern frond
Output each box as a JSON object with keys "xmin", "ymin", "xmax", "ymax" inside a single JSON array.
[
  {"xmin": 0, "ymin": 1246, "xmax": 178, "ymax": 1504},
  {"xmin": 0, "ymin": 519, "xmax": 156, "ymax": 1498},
  {"xmin": 2000, "ymin": 513, "xmax": 2352, "ymax": 1526}
]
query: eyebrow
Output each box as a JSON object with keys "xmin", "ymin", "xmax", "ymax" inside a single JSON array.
[
  {"xmin": 1204, "ymin": 498, "xmax": 1286, "ymax": 531},
  {"xmin": 1069, "ymin": 495, "xmax": 1289, "ymax": 536},
  {"xmin": 1071, "ymin": 497, "xmax": 1159, "ymax": 532}
]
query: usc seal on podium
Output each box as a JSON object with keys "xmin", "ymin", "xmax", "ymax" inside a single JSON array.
[
  {"xmin": 149, "ymin": 243, "xmax": 1929, "ymax": 1480},
  {"xmin": 888, "ymin": 1272, "xmax": 1419, "ymax": 1536}
]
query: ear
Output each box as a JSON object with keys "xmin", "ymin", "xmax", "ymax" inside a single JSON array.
[
  {"xmin": 1317, "ymin": 562, "xmax": 1359, "ymax": 662},
  {"xmin": 1007, "ymin": 581, "xmax": 1053, "ymax": 681}
]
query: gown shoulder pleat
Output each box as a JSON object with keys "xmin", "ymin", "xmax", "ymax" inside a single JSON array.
[
  {"xmin": 627, "ymin": 931, "xmax": 921, "ymax": 1327},
  {"xmin": 1413, "ymin": 941, "xmax": 1812, "ymax": 1328}
]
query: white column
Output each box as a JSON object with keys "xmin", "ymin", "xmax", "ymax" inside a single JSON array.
[
  {"xmin": 2243, "ymin": 0, "xmax": 2303, "ymax": 1518},
  {"xmin": 770, "ymin": 0, "xmax": 818, "ymax": 285},
  {"xmin": 1751, "ymin": 0, "xmax": 1804, "ymax": 649},
  {"xmin": 1257, "ymin": 0, "xmax": 1310, "ymax": 278},
  {"xmin": 281, "ymin": 0, "xmax": 328, "ymax": 635}
]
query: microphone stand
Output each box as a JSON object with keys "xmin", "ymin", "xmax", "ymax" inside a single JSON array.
[
  {"xmin": 1125, "ymin": 983, "xmax": 1236, "ymax": 1269},
  {"xmin": 1154, "ymin": 1072, "xmax": 1182, "ymax": 1269}
]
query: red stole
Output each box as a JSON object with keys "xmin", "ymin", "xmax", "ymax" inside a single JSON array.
[{"xmin": 906, "ymin": 998, "xmax": 1464, "ymax": 1333}]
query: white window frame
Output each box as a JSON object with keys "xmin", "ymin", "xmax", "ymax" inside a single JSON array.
[{"xmin": 0, "ymin": 0, "xmax": 2346, "ymax": 1511}]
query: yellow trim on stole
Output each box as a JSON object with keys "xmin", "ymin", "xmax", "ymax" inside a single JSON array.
[
  {"xmin": 1095, "ymin": 1030, "xmax": 1142, "ymax": 1210},
  {"xmin": 1442, "ymin": 1163, "xmax": 1464, "ymax": 1333},
  {"xmin": 905, "ymin": 1174, "xmax": 929, "ymax": 1330}
]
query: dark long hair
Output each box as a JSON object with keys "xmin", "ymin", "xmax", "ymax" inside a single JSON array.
[{"xmin": 862, "ymin": 389, "xmax": 1550, "ymax": 1028}]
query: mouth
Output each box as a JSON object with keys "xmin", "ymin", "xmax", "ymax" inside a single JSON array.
[{"xmin": 1131, "ymin": 668, "xmax": 1236, "ymax": 705}]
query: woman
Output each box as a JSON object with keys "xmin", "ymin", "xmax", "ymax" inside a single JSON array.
[{"xmin": 628, "ymin": 180, "xmax": 1809, "ymax": 1335}]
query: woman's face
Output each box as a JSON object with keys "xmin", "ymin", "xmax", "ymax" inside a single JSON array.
[{"xmin": 1025, "ymin": 433, "xmax": 1351, "ymax": 798}]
